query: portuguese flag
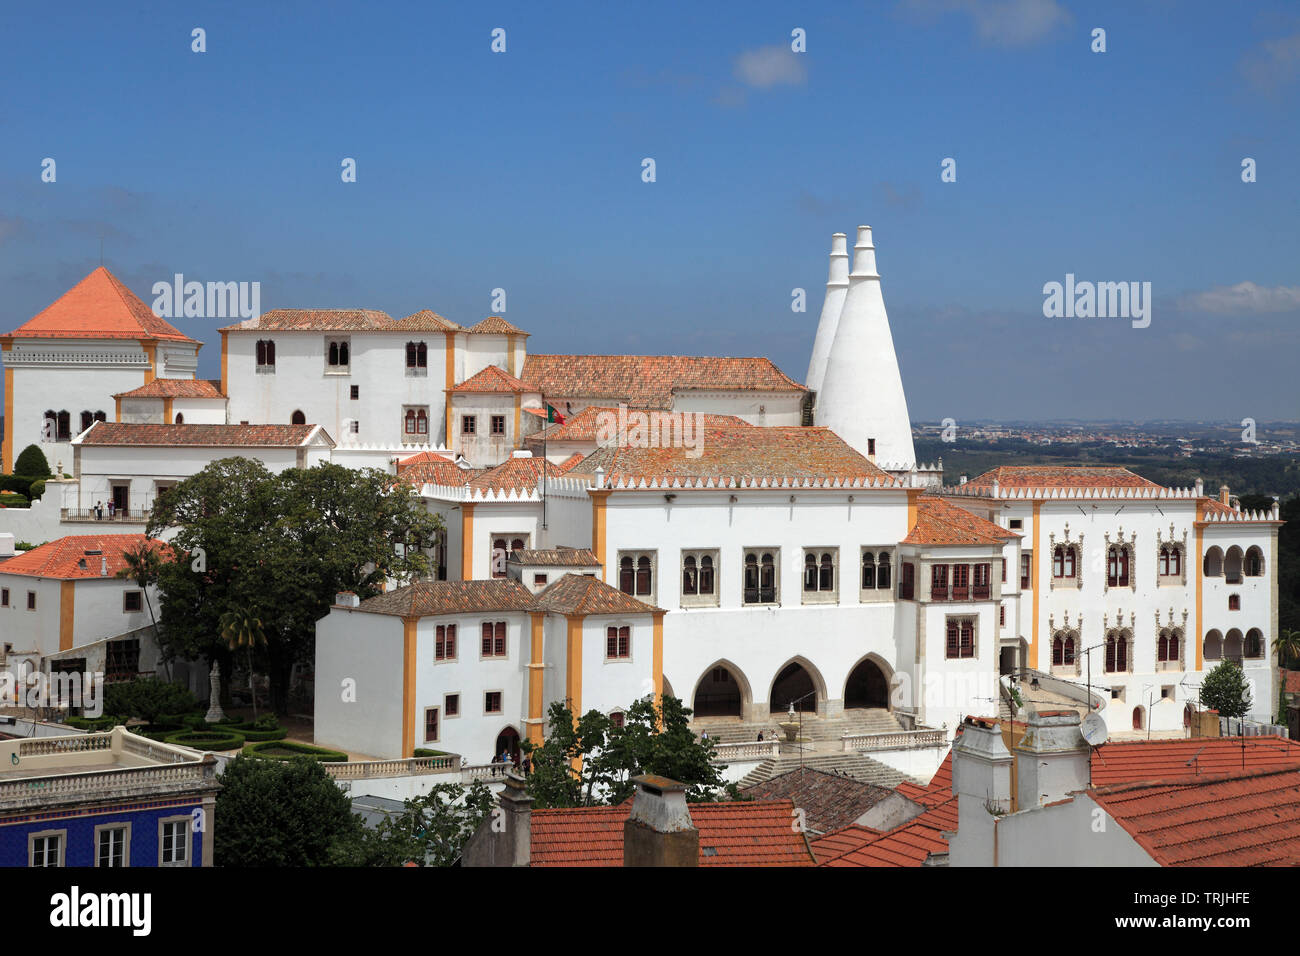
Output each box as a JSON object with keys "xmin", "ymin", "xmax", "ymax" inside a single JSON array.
[{"xmin": 546, "ymin": 404, "xmax": 565, "ymax": 425}]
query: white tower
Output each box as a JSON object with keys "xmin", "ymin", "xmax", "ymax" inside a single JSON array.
[
  {"xmin": 815, "ymin": 225, "xmax": 916, "ymax": 470},
  {"xmin": 805, "ymin": 232, "xmax": 849, "ymax": 400}
]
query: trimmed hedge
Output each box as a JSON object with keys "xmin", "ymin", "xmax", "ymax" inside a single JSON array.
[
  {"xmin": 28, "ymin": 480, "xmax": 46, "ymax": 500},
  {"xmin": 64, "ymin": 715, "xmax": 124, "ymax": 732},
  {"xmin": 243, "ymin": 740, "xmax": 347, "ymax": 762},
  {"xmin": 413, "ymin": 748, "xmax": 450, "ymax": 758},
  {"xmin": 0, "ymin": 494, "xmax": 30, "ymax": 509},
  {"xmin": 165, "ymin": 729, "xmax": 246, "ymax": 751},
  {"xmin": 215, "ymin": 721, "xmax": 287, "ymax": 742}
]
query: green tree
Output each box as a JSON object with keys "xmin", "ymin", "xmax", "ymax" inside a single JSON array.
[
  {"xmin": 147, "ymin": 458, "xmax": 443, "ymax": 714},
  {"xmin": 101, "ymin": 677, "xmax": 197, "ymax": 723},
  {"xmin": 1200, "ymin": 660, "xmax": 1253, "ymax": 719},
  {"xmin": 220, "ymin": 609, "xmax": 267, "ymax": 719},
  {"xmin": 329, "ymin": 781, "xmax": 494, "ymax": 866},
  {"xmin": 523, "ymin": 695, "xmax": 733, "ymax": 809},
  {"xmin": 214, "ymin": 755, "xmax": 359, "ymax": 866},
  {"xmin": 13, "ymin": 444, "xmax": 52, "ymax": 478},
  {"xmin": 116, "ymin": 539, "xmax": 166, "ymax": 669}
]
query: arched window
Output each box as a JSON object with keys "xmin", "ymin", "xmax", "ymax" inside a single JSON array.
[
  {"xmin": 876, "ymin": 551, "xmax": 891, "ymax": 589},
  {"xmin": 1158, "ymin": 628, "xmax": 1181, "ymax": 663},
  {"xmin": 80, "ymin": 411, "xmax": 94, "ymax": 433},
  {"xmin": 174, "ymin": 412, "xmax": 184, "ymax": 424},
  {"xmin": 861, "ymin": 552, "xmax": 875, "ymax": 590},
  {"xmin": 1169, "ymin": 547, "xmax": 1180, "ymax": 576},
  {"xmin": 1224, "ymin": 629, "xmax": 1243, "ymax": 661},
  {"xmin": 1052, "ymin": 631, "xmax": 1077, "ymax": 667},
  {"xmin": 1132, "ymin": 706, "xmax": 1144, "ymax": 731},
  {"xmin": 56, "ymin": 410, "xmax": 71, "ymax": 441},
  {"xmin": 1203, "ymin": 547, "xmax": 1223, "ymax": 577},
  {"xmin": 683, "ymin": 555, "xmax": 698, "ymax": 595},
  {"xmin": 42, "ymin": 410, "xmax": 56, "ymax": 442},
  {"xmin": 1106, "ymin": 546, "xmax": 1130, "ymax": 587},
  {"xmin": 417, "ymin": 409, "xmax": 428, "ymax": 435},
  {"xmin": 804, "ymin": 553, "xmax": 818, "ymax": 591},
  {"xmin": 1245, "ymin": 628, "xmax": 1264, "ymax": 659},
  {"xmin": 619, "ymin": 556, "xmax": 635, "ymax": 594},
  {"xmin": 291, "ymin": 410, "xmax": 306, "ymax": 425},
  {"xmin": 1204, "ymin": 630, "xmax": 1222, "ymax": 660},
  {"xmin": 405, "ymin": 409, "xmax": 417, "ymax": 435},
  {"xmin": 256, "ymin": 339, "xmax": 276, "ymax": 367},
  {"xmin": 760, "ymin": 553, "xmax": 776, "ymax": 601},
  {"xmin": 1224, "ymin": 547, "xmax": 1243, "ymax": 584},
  {"xmin": 1159, "ymin": 547, "xmax": 1170, "ymax": 576},
  {"xmin": 1105, "ymin": 630, "xmax": 1128, "ymax": 672},
  {"xmin": 699, "ymin": 554, "xmax": 714, "ymax": 595},
  {"xmin": 819, "ymin": 553, "xmax": 834, "ymax": 591},
  {"xmin": 1244, "ymin": 547, "xmax": 1264, "ymax": 577},
  {"xmin": 1052, "ymin": 634, "xmax": 1064, "ymax": 666},
  {"xmin": 94, "ymin": 410, "xmax": 106, "ymax": 423},
  {"xmin": 635, "ymin": 555, "xmax": 652, "ymax": 595}
]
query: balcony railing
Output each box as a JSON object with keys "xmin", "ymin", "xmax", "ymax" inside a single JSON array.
[
  {"xmin": 324, "ymin": 754, "xmax": 459, "ymax": 779},
  {"xmin": 930, "ymin": 586, "xmax": 948, "ymax": 602},
  {"xmin": 711, "ymin": 740, "xmax": 781, "ymax": 762},
  {"xmin": 61, "ymin": 506, "xmax": 152, "ymax": 523},
  {"xmin": 972, "ymin": 585, "xmax": 990, "ymax": 600},
  {"xmin": 462, "ymin": 761, "xmax": 514, "ymax": 781},
  {"xmin": 951, "ymin": 586, "xmax": 969, "ymax": 601},
  {"xmin": 842, "ymin": 728, "xmax": 948, "ymax": 753}
]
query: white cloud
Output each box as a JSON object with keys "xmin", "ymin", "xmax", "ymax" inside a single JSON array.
[
  {"xmin": 1178, "ymin": 282, "xmax": 1300, "ymax": 315},
  {"xmin": 899, "ymin": 0, "xmax": 1071, "ymax": 47},
  {"xmin": 733, "ymin": 45, "xmax": 807, "ymax": 89},
  {"xmin": 1240, "ymin": 32, "xmax": 1300, "ymax": 93}
]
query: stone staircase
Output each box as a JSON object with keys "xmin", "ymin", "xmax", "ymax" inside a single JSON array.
[
  {"xmin": 735, "ymin": 751, "xmax": 915, "ymax": 790},
  {"xmin": 693, "ymin": 708, "xmax": 904, "ymax": 745}
]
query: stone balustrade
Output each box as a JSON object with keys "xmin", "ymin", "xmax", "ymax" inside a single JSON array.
[
  {"xmin": 841, "ymin": 728, "xmax": 948, "ymax": 753},
  {"xmin": 711, "ymin": 740, "xmax": 781, "ymax": 762},
  {"xmin": 324, "ymin": 754, "xmax": 459, "ymax": 779}
]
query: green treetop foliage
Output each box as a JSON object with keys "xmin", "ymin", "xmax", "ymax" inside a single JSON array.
[
  {"xmin": 329, "ymin": 781, "xmax": 494, "ymax": 867},
  {"xmin": 523, "ymin": 695, "xmax": 735, "ymax": 809},
  {"xmin": 1199, "ymin": 660, "xmax": 1253, "ymax": 719},
  {"xmin": 13, "ymin": 444, "xmax": 52, "ymax": 478},
  {"xmin": 146, "ymin": 457, "xmax": 444, "ymax": 713},
  {"xmin": 214, "ymin": 755, "xmax": 359, "ymax": 867}
]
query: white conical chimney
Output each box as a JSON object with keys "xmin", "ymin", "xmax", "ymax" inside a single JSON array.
[
  {"xmin": 815, "ymin": 225, "xmax": 916, "ymax": 469},
  {"xmin": 805, "ymin": 233, "xmax": 850, "ymax": 399}
]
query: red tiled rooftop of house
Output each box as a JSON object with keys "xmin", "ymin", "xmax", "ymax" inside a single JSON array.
[
  {"xmin": 468, "ymin": 455, "xmax": 568, "ymax": 494},
  {"xmin": 393, "ymin": 453, "xmax": 475, "ymax": 488},
  {"xmin": 568, "ymin": 425, "xmax": 895, "ymax": 487},
  {"xmin": 896, "ymin": 751, "xmax": 954, "ymax": 807},
  {"xmin": 1090, "ymin": 767, "xmax": 1300, "ymax": 866},
  {"xmin": 392, "ymin": 310, "xmax": 462, "ymax": 332},
  {"xmin": 557, "ymin": 452, "xmax": 585, "ymax": 472},
  {"xmin": 507, "ymin": 548, "xmax": 600, "ymax": 568},
  {"xmin": 814, "ymin": 796, "xmax": 958, "ymax": 867},
  {"xmin": 1088, "ymin": 736, "xmax": 1300, "ymax": 787},
  {"xmin": 112, "ymin": 378, "xmax": 224, "ymax": 400},
  {"xmin": 76, "ymin": 422, "xmax": 327, "ymax": 447},
  {"xmin": 532, "ymin": 573, "xmax": 661, "ymax": 616},
  {"xmin": 964, "ymin": 465, "xmax": 1159, "ymax": 491},
  {"xmin": 903, "ymin": 495, "xmax": 1020, "ymax": 546},
  {"xmin": 526, "ymin": 405, "xmax": 752, "ymax": 446},
  {"xmin": 450, "ymin": 365, "xmax": 533, "ymax": 393},
  {"xmin": 0, "ymin": 535, "xmax": 168, "ymax": 580},
  {"xmin": 353, "ymin": 579, "xmax": 537, "ymax": 618},
  {"xmin": 220, "ymin": 308, "xmax": 394, "ymax": 332},
  {"xmin": 529, "ymin": 799, "xmax": 816, "ymax": 866},
  {"xmin": 520, "ymin": 355, "xmax": 805, "ymax": 410},
  {"xmin": 3, "ymin": 267, "xmax": 196, "ymax": 343},
  {"xmin": 741, "ymin": 767, "xmax": 895, "ymax": 835},
  {"xmin": 468, "ymin": 315, "xmax": 528, "ymax": 336}
]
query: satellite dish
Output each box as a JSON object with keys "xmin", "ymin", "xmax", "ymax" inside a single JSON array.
[{"xmin": 1081, "ymin": 712, "xmax": 1109, "ymax": 747}]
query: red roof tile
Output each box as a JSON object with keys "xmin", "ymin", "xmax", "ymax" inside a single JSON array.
[
  {"xmin": 76, "ymin": 422, "xmax": 326, "ymax": 447},
  {"xmin": 527, "ymin": 405, "xmax": 752, "ymax": 445},
  {"xmin": 964, "ymin": 466, "xmax": 1159, "ymax": 491},
  {"xmin": 521, "ymin": 355, "xmax": 805, "ymax": 410},
  {"xmin": 557, "ymin": 452, "xmax": 586, "ymax": 472},
  {"xmin": 0, "ymin": 535, "xmax": 168, "ymax": 581},
  {"xmin": 468, "ymin": 316, "xmax": 528, "ymax": 336},
  {"xmin": 742, "ymin": 768, "xmax": 895, "ymax": 834},
  {"xmin": 895, "ymin": 752, "xmax": 954, "ymax": 807},
  {"xmin": 529, "ymin": 799, "xmax": 816, "ymax": 866},
  {"xmin": 393, "ymin": 452, "xmax": 475, "ymax": 489},
  {"xmin": 1091, "ymin": 768, "xmax": 1300, "ymax": 866},
  {"xmin": 569, "ymin": 425, "xmax": 895, "ymax": 487},
  {"xmin": 353, "ymin": 579, "xmax": 537, "ymax": 618},
  {"xmin": 468, "ymin": 455, "xmax": 567, "ymax": 494},
  {"xmin": 1088, "ymin": 736, "xmax": 1300, "ymax": 787},
  {"xmin": 903, "ymin": 495, "xmax": 1020, "ymax": 546},
  {"xmin": 3, "ymin": 267, "xmax": 195, "ymax": 343},
  {"xmin": 814, "ymin": 796, "xmax": 958, "ymax": 867},
  {"xmin": 112, "ymin": 379, "xmax": 224, "ymax": 400},
  {"xmin": 532, "ymin": 573, "xmax": 662, "ymax": 616},
  {"xmin": 507, "ymin": 548, "xmax": 600, "ymax": 568},
  {"xmin": 392, "ymin": 310, "xmax": 462, "ymax": 332},
  {"xmin": 221, "ymin": 309, "xmax": 393, "ymax": 332},
  {"xmin": 450, "ymin": 365, "xmax": 534, "ymax": 393}
]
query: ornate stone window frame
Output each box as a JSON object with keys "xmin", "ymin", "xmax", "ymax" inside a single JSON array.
[
  {"xmin": 1155, "ymin": 607, "xmax": 1189, "ymax": 672},
  {"xmin": 1102, "ymin": 528, "xmax": 1137, "ymax": 594},
  {"xmin": 1047, "ymin": 524, "xmax": 1083, "ymax": 591},
  {"xmin": 944, "ymin": 613, "xmax": 978, "ymax": 660},
  {"xmin": 1154, "ymin": 524, "xmax": 1188, "ymax": 588},
  {"xmin": 1048, "ymin": 610, "xmax": 1083, "ymax": 676},
  {"xmin": 1102, "ymin": 610, "xmax": 1135, "ymax": 674}
]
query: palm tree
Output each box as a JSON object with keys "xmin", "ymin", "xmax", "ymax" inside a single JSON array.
[
  {"xmin": 219, "ymin": 610, "xmax": 266, "ymax": 720},
  {"xmin": 1275, "ymin": 629, "xmax": 1300, "ymax": 672},
  {"xmin": 116, "ymin": 539, "xmax": 165, "ymax": 678}
]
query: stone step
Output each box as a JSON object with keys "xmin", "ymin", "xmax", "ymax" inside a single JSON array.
[
  {"xmin": 693, "ymin": 708, "xmax": 904, "ymax": 745},
  {"xmin": 735, "ymin": 751, "xmax": 914, "ymax": 790}
]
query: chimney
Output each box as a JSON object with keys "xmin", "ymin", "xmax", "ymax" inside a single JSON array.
[
  {"xmin": 952, "ymin": 717, "xmax": 1013, "ymax": 814},
  {"xmin": 805, "ymin": 232, "xmax": 850, "ymax": 398},
  {"xmin": 335, "ymin": 591, "xmax": 360, "ymax": 608},
  {"xmin": 462, "ymin": 771, "xmax": 533, "ymax": 867},
  {"xmin": 100, "ymin": 554, "xmax": 108, "ymax": 577},
  {"xmin": 814, "ymin": 226, "xmax": 917, "ymax": 469},
  {"xmin": 623, "ymin": 775, "xmax": 699, "ymax": 867},
  {"xmin": 1014, "ymin": 709, "xmax": 1089, "ymax": 809},
  {"xmin": 512, "ymin": 450, "xmax": 533, "ymax": 459},
  {"xmin": 1219, "ymin": 484, "xmax": 1230, "ymax": 506}
]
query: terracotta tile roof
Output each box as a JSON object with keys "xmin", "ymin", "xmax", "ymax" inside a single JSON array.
[
  {"xmin": 520, "ymin": 355, "xmax": 806, "ymax": 410},
  {"xmin": 392, "ymin": 310, "xmax": 462, "ymax": 332},
  {"xmin": 112, "ymin": 378, "xmax": 224, "ymax": 400},
  {"xmin": 507, "ymin": 548, "xmax": 600, "ymax": 568},
  {"xmin": 353, "ymin": 579, "xmax": 536, "ymax": 618},
  {"xmin": 903, "ymin": 495, "xmax": 1020, "ymax": 546},
  {"xmin": 3, "ymin": 267, "xmax": 196, "ymax": 343},
  {"xmin": 0, "ymin": 534, "xmax": 169, "ymax": 581},
  {"xmin": 964, "ymin": 466, "xmax": 1159, "ymax": 491},
  {"xmin": 532, "ymin": 573, "xmax": 662, "ymax": 615},
  {"xmin": 895, "ymin": 752, "xmax": 954, "ymax": 807},
  {"xmin": 1284, "ymin": 670, "xmax": 1300, "ymax": 695},
  {"xmin": 527, "ymin": 405, "xmax": 751, "ymax": 445},
  {"xmin": 569, "ymin": 425, "xmax": 895, "ymax": 487},
  {"xmin": 529, "ymin": 799, "xmax": 816, "ymax": 866},
  {"xmin": 76, "ymin": 422, "xmax": 326, "ymax": 447},
  {"xmin": 468, "ymin": 455, "xmax": 567, "ymax": 494},
  {"xmin": 1202, "ymin": 498, "xmax": 1237, "ymax": 516},
  {"xmin": 468, "ymin": 315, "xmax": 528, "ymax": 336},
  {"xmin": 741, "ymin": 768, "xmax": 895, "ymax": 835},
  {"xmin": 450, "ymin": 365, "xmax": 534, "ymax": 393},
  {"xmin": 221, "ymin": 309, "xmax": 393, "ymax": 332},
  {"xmin": 558, "ymin": 453, "xmax": 586, "ymax": 472},
  {"xmin": 393, "ymin": 453, "xmax": 476, "ymax": 488},
  {"xmin": 814, "ymin": 796, "xmax": 958, "ymax": 867},
  {"xmin": 1088, "ymin": 736, "xmax": 1300, "ymax": 787},
  {"xmin": 1090, "ymin": 768, "xmax": 1300, "ymax": 866}
]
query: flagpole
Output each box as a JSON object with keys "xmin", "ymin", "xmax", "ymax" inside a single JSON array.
[{"xmin": 541, "ymin": 398, "xmax": 548, "ymax": 533}]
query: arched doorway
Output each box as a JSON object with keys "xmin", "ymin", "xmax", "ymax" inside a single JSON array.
[
  {"xmin": 1132, "ymin": 706, "xmax": 1144, "ymax": 731},
  {"xmin": 291, "ymin": 409, "xmax": 306, "ymax": 425},
  {"xmin": 495, "ymin": 726, "xmax": 521, "ymax": 766},
  {"xmin": 770, "ymin": 661, "xmax": 819, "ymax": 714},
  {"xmin": 844, "ymin": 657, "xmax": 890, "ymax": 710},
  {"xmin": 693, "ymin": 664, "xmax": 746, "ymax": 718}
]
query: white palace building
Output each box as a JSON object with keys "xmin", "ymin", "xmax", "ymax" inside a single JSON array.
[{"xmin": 0, "ymin": 228, "xmax": 1282, "ymax": 769}]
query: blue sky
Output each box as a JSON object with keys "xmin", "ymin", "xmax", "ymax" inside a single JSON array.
[{"xmin": 2, "ymin": 0, "xmax": 1298, "ymax": 421}]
